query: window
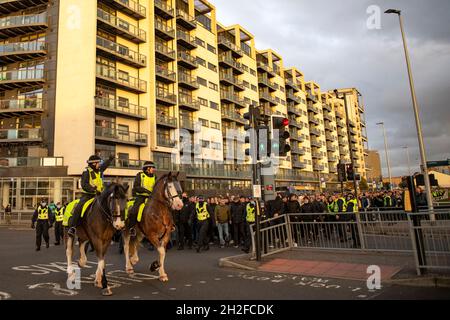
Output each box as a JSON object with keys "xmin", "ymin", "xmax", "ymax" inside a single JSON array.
[
  {"xmin": 210, "ymin": 101, "xmax": 219, "ymax": 110},
  {"xmin": 118, "ymin": 124, "xmax": 129, "ymax": 135},
  {"xmin": 251, "ymin": 85, "xmax": 257, "ymax": 92},
  {"xmin": 211, "ymin": 142, "xmax": 221, "ymax": 150},
  {"xmin": 241, "ymin": 64, "xmax": 249, "ymax": 72},
  {"xmin": 198, "ymin": 97, "xmax": 208, "ymax": 107},
  {"xmin": 209, "ymin": 82, "xmax": 218, "ymax": 91},
  {"xmin": 199, "ymin": 118, "xmax": 209, "ymax": 127},
  {"xmin": 250, "ymin": 69, "xmax": 256, "ymax": 76},
  {"xmin": 195, "ymin": 37, "xmax": 205, "ymax": 48},
  {"xmin": 210, "ymin": 121, "xmax": 220, "ymax": 130},
  {"xmin": 196, "ymin": 57, "xmax": 206, "ymax": 67},
  {"xmin": 208, "ymin": 62, "xmax": 217, "ymax": 72},
  {"xmin": 197, "ymin": 77, "xmax": 207, "ymax": 87},
  {"xmin": 118, "ymin": 70, "xmax": 129, "ymax": 82},
  {"xmin": 280, "ymin": 86, "xmax": 285, "ymax": 93},
  {"xmin": 118, "ymin": 97, "xmax": 129, "ymax": 108},
  {"xmin": 207, "ymin": 44, "xmax": 216, "ymax": 54},
  {"xmin": 243, "ymin": 81, "xmax": 250, "ymax": 88},
  {"xmin": 201, "ymin": 140, "xmax": 210, "ymax": 148}
]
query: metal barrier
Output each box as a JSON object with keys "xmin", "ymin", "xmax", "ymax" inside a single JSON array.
[
  {"xmin": 0, "ymin": 211, "xmax": 34, "ymax": 226},
  {"xmin": 250, "ymin": 215, "xmax": 291, "ymax": 258}
]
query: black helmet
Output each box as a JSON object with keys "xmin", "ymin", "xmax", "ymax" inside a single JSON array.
[
  {"xmin": 87, "ymin": 155, "xmax": 102, "ymax": 164},
  {"xmin": 143, "ymin": 161, "xmax": 155, "ymax": 170}
]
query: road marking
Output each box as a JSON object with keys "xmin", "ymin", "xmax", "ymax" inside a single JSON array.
[
  {"xmin": 199, "ymin": 281, "xmax": 206, "ymax": 284},
  {"xmin": 28, "ymin": 283, "xmax": 78, "ymax": 296},
  {"xmin": 0, "ymin": 292, "xmax": 11, "ymax": 300},
  {"xmin": 185, "ymin": 284, "xmax": 192, "ymax": 287},
  {"xmin": 169, "ymin": 288, "xmax": 177, "ymax": 291},
  {"xmin": 214, "ymin": 278, "xmax": 221, "ymax": 281},
  {"xmin": 152, "ymin": 291, "xmax": 159, "ymax": 295}
]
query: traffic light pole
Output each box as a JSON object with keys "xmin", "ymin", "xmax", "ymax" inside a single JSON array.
[{"xmin": 342, "ymin": 92, "xmax": 358, "ymax": 198}]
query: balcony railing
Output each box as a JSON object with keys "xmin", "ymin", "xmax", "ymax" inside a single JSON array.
[
  {"xmin": 155, "ymin": 42, "xmax": 175, "ymax": 61},
  {"xmin": 285, "ymin": 79, "xmax": 299, "ymax": 91},
  {"xmin": 95, "ymin": 126, "xmax": 147, "ymax": 146},
  {"xmin": 177, "ymin": 51, "xmax": 197, "ymax": 69},
  {"xmin": 220, "ymin": 72, "xmax": 244, "ymax": 90},
  {"xmin": 292, "ymin": 158, "xmax": 307, "ymax": 169},
  {"xmin": 257, "ymin": 61, "xmax": 276, "ymax": 77},
  {"xmin": 96, "ymin": 64, "xmax": 147, "ymax": 93},
  {"xmin": 289, "ymin": 130, "xmax": 302, "ymax": 141},
  {"xmin": 95, "ymin": 97, "xmax": 146, "ymax": 119},
  {"xmin": 155, "ymin": 66, "xmax": 176, "ymax": 83},
  {"xmin": 176, "ymin": 9, "xmax": 196, "ymax": 30},
  {"xmin": 258, "ymin": 75, "xmax": 277, "ymax": 91},
  {"xmin": 0, "ymin": 98, "xmax": 44, "ymax": 114},
  {"xmin": 259, "ymin": 92, "xmax": 277, "ymax": 106},
  {"xmin": 286, "ymin": 92, "xmax": 301, "ymax": 104},
  {"xmin": 0, "ymin": 12, "xmax": 48, "ymax": 39},
  {"xmin": 178, "ymin": 94, "xmax": 199, "ymax": 111},
  {"xmin": 180, "ymin": 117, "xmax": 195, "ymax": 131},
  {"xmin": 111, "ymin": 158, "xmax": 144, "ymax": 170},
  {"xmin": 310, "ymin": 139, "xmax": 322, "ymax": 148},
  {"xmin": 178, "ymin": 73, "xmax": 198, "ymax": 89},
  {"xmin": 291, "ymin": 145, "xmax": 305, "ymax": 155},
  {"xmin": 323, "ymin": 103, "xmax": 332, "ymax": 112},
  {"xmin": 177, "ymin": 30, "xmax": 197, "ymax": 49},
  {"xmin": 307, "ymin": 103, "xmax": 319, "ymax": 113},
  {"xmin": 219, "ymin": 54, "xmax": 245, "ymax": 74},
  {"xmin": 0, "ymin": 156, "xmax": 64, "ymax": 168},
  {"xmin": 103, "ymin": 0, "xmax": 146, "ymax": 19},
  {"xmin": 309, "ymin": 127, "xmax": 320, "ymax": 136},
  {"xmin": 218, "ymin": 37, "xmax": 244, "ymax": 57},
  {"xmin": 157, "ymin": 135, "xmax": 177, "ymax": 148},
  {"xmin": 0, "ymin": 128, "xmax": 43, "ymax": 142},
  {"xmin": 155, "ymin": 87, "xmax": 177, "ymax": 105},
  {"xmin": 156, "ymin": 113, "xmax": 177, "ymax": 128},
  {"xmin": 289, "ymin": 119, "xmax": 302, "ymax": 129},
  {"xmin": 97, "ymin": 8, "xmax": 146, "ymax": 44},
  {"xmin": 308, "ymin": 116, "xmax": 319, "ymax": 125},
  {"xmin": 155, "ymin": 19, "xmax": 175, "ymax": 39},
  {"xmin": 0, "ymin": 40, "xmax": 47, "ymax": 63},
  {"xmin": 221, "ymin": 109, "xmax": 246, "ymax": 124},
  {"xmin": 154, "ymin": 0, "xmax": 175, "ymax": 19},
  {"xmin": 0, "ymin": 0, "xmax": 48, "ymax": 15},
  {"xmin": 0, "ymin": 68, "xmax": 45, "ymax": 90},
  {"xmin": 221, "ymin": 92, "xmax": 246, "ymax": 108},
  {"xmin": 96, "ymin": 36, "xmax": 146, "ymax": 68}
]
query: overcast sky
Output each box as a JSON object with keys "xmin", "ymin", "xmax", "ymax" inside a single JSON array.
[{"xmin": 213, "ymin": 0, "xmax": 450, "ymax": 177}]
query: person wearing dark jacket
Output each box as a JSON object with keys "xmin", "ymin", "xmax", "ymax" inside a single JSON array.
[
  {"xmin": 287, "ymin": 194, "xmax": 301, "ymax": 245},
  {"xmin": 300, "ymin": 196, "xmax": 315, "ymax": 243},
  {"xmin": 175, "ymin": 193, "xmax": 192, "ymax": 250},
  {"xmin": 207, "ymin": 197, "xmax": 218, "ymax": 245},
  {"xmin": 230, "ymin": 196, "xmax": 246, "ymax": 248},
  {"xmin": 32, "ymin": 199, "xmax": 53, "ymax": 251},
  {"xmin": 68, "ymin": 154, "xmax": 114, "ymax": 237}
]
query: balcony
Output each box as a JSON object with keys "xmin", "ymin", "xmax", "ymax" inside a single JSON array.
[
  {"xmin": 326, "ymin": 144, "xmax": 336, "ymax": 152},
  {"xmin": 312, "ymin": 151, "xmax": 324, "ymax": 159},
  {"xmin": 0, "ymin": 128, "xmax": 43, "ymax": 143},
  {"xmin": 257, "ymin": 62, "xmax": 276, "ymax": 78},
  {"xmin": 177, "ymin": 30, "xmax": 197, "ymax": 50},
  {"xmin": 96, "ymin": 64, "xmax": 147, "ymax": 93},
  {"xmin": 306, "ymin": 91, "xmax": 318, "ymax": 103},
  {"xmin": 155, "ymin": 42, "xmax": 175, "ymax": 61},
  {"xmin": 313, "ymin": 164, "xmax": 324, "ymax": 171},
  {"xmin": 176, "ymin": 9, "xmax": 196, "ymax": 30},
  {"xmin": 155, "ymin": 20, "xmax": 175, "ymax": 40},
  {"xmin": 337, "ymin": 120, "xmax": 346, "ymax": 128},
  {"xmin": 310, "ymin": 139, "xmax": 322, "ymax": 148},
  {"xmin": 325, "ymin": 133, "xmax": 335, "ymax": 141},
  {"xmin": 101, "ymin": 0, "xmax": 146, "ymax": 20},
  {"xmin": 351, "ymin": 144, "xmax": 358, "ymax": 152},
  {"xmin": 350, "ymin": 136, "xmax": 358, "ymax": 143},
  {"xmin": 261, "ymin": 105, "xmax": 273, "ymax": 117},
  {"xmin": 0, "ymin": 0, "xmax": 49, "ymax": 15},
  {"xmin": 95, "ymin": 97, "xmax": 146, "ymax": 119},
  {"xmin": 324, "ymin": 122, "xmax": 334, "ymax": 131},
  {"xmin": 95, "ymin": 126, "xmax": 147, "ymax": 146},
  {"xmin": 157, "ymin": 135, "xmax": 177, "ymax": 148},
  {"xmin": 328, "ymin": 155, "xmax": 338, "ymax": 162},
  {"xmin": 307, "ymin": 103, "xmax": 319, "ymax": 114},
  {"xmin": 219, "ymin": 54, "xmax": 244, "ymax": 75},
  {"xmin": 218, "ymin": 37, "xmax": 244, "ymax": 58},
  {"xmin": 178, "ymin": 73, "xmax": 199, "ymax": 90},
  {"xmin": 348, "ymin": 119, "xmax": 357, "ymax": 128},
  {"xmin": 287, "ymin": 104, "xmax": 302, "ymax": 116},
  {"xmin": 156, "ymin": 113, "xmax": 178, "ymax": 128},
  {"xmin": 219, "ymin": 72, "xmax": 245, "ymax": 91},
  {"xmin": 258, "ymin": 76, "xmax": 277, "ymax": 92},
  {"xmin": 0, "ymin": 156, "xmax": 63, "ymax": 168},
  {"xmin": 155, "ymin": 66, "xmax": 176, "ymax": 83},
  {"xmin": 97, "ymin": 8, "xmax": 146, "ymax": 44},
  {"xmin": 96, "ymin": 36, "xmax": 146, "ymax": 68},
  {"xmin": 111, "ymin": 158, "xmax": 144, "ymax": 170},
  {"xmin": 323, "ymin": 112, "xmax": 333, "ymax": 122},
  {"xmin": 155, "ymin": 87, "xmax": 176, "ymax": 105},
  {"xmin": 180, "ymin": 117, "xmax": 196, "ymax": 131},
  {"xmin": 286, "ymin": 92, "xmax": 301, "ymax": 104},
  {"xmin": 309, "ymin": 127, "xmax": 320, "ymax": 136},
  {"xmin": 339, "ymin": 146, "xmax": 348, "ymax": 155},
  {"xmin": 0, "ymin": 40, "xmax": 47, "ymax": 64},
  {"xmin": 308, "ymin": 116, "xmax": 319, "ymax": 125},
  {"xmin": 349, "ymin": 127, "xmax": 357, "ymax": 135},
  {"xmin": 291, "ymin": 145, "xmax": 305, "ymax": 155},
  {"xmin": 289, "ymin": 130, "xmax": 302, "ymax": 141},
  {"xmin": 0, "ymin": 68, "xmax": 45, "ymax": 90},
  {"xmin": 154, "ymin": 0, "xmax": 175, "ymax": 19},
  {"xmin": 178, "ymin": 94, "xmax": 199, "ymax": 111},
  {"xmin": 220, "ymin": 92, "xmax": 246, "ymax": 108},
  {"xmin": 221, "ymin": 109, "xmax": 246, "ymax": 125},
  {"xmin": 259, "ymin": 92, "xmax": 277, "ymax": 106},
  {"xmin": 292, "ymin": 158, "xmax": 307, "ymax": 169},
  {"xmin": 323, "ymin": 103, "xmax": 332, "ymax": 112},
  {"xmin": 0, "ymin": 98, "xmax": 43, "ymax": 119},
  {"xmin": 177, "ymin": 51, "xmax": 198, "ymax": 69},
  {"xmin": 285, "ymin": 79, "xmax": 299, "ymax": 92},
  {"xmin": 0, "ymin": 12, "xmax": 48, "ymax": 39},
  {"xmin": 289, "ymin": 119, "xmax": 302, "ymax": 129}
]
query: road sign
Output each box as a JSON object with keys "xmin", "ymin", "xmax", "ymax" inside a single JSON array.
[{"xmin": 253, "ymin": 185, "xmax": 262, "ymax": 198}]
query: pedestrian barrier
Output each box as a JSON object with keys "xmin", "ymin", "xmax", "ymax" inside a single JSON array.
[
  {"xmin": 0, "ymin": 211, "xmax": 34, "ymax": 226},
  {"xmin": 250, "ymin": 215, "xmax": 291, "ymax": 258}
]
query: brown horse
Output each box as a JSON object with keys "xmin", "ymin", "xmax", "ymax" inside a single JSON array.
[
  {"xmin": 122, "ymin": 172, "xmax": 183, "ymax": 282},
  {"xmin": 65, "ymin": 183, "xmax": 128, "ymax": 296}
]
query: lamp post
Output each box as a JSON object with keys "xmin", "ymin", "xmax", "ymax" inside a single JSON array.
[
  {"xmin": 376, "ymin": 122, "xmax": 392, "ymax": 189},
  {"xmin": 403, "ymin": 146, "xmax": 412, "ymax": 176},
  {"xmin": 385, "ymin": 9, "xmax": 434, "ymax": 212}
]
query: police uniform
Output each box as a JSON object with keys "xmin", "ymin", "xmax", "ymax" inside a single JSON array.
[
  {"xmin": 346, "ymin": 198, "xmax": 361, "ymax": 248},
  {"xmin": 128, "ymin": 162, "xmax": 157, "ymax": 236},
  {"xmin": 242, "ymin": 202, "xmax": 256, "ymax": 253},
  {"xmin": 196, "ymin": 199, "xmax": 210, "ymax": 252},
  {"xmin": 54, "ymin": 205, "xmax": 65, "ymax": 245},
  {"xmin": 329, "ymin": 197, "xmax": 347, "ymax": 242},
  {"xmin": 31, "ymin": 203, "xmax": 52, "ymax": 251}
]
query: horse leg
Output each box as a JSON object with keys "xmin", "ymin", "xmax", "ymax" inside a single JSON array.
[
  {"xmin": 122, "ymin": 231, "xmax": 134, "ymax": 274},
  {"xmin": 157, "ymin": 242, "xmax": 168, "ymax": 282},
  {"xmin": 94, "ymin": 255, "xmax": 104, "ymax": 288},
  {"xmin": 130, "ymin": 236, "xmax": 140, "ymax": 266},
  {"xmin": 66, "ymin": 236, "xmax": 76, "ymax": 281},
  {"xmin": 78, "ymin": 240, "xmax": 89, "ymax": 268}
]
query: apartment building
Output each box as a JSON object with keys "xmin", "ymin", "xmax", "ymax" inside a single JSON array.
[{"xmin": 0, "ymin": 0, "xmax": 368, "ymax": 208}]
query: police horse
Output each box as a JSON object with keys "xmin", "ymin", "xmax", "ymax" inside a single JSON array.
[
  {"xmin": 122, "ymin": 172, "xmax": 183, "ymax": 282},
  {"xmin": 65, "ymin": 183, "xmax": 128, "ymax": 296}
]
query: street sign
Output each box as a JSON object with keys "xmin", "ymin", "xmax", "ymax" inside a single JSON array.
[
  {"xmin": 427, "ymin": 160, "xmax": 450, "ymax": 168},
  {"xmin": 253, "ymin": 185, "xmax": 262, "ymax": 198}
]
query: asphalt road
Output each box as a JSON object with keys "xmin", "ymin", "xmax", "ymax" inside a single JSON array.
[{"xmin": 0, "ymin": 226, "xmax": 449, "ymax": 300}]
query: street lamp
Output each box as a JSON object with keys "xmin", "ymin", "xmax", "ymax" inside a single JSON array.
[
  {"xmin": 403, "ymin": 146, "xmax": 412, "ymax": 176},
  {"xmin": 385, "ymin": 9, "xmax": 434, "ymax": 212},
  {"xmin": 376, "ymin": 122, "xmax": 392, "ymax": 189}
]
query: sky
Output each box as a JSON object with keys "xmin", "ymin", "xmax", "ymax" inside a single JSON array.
[{"xmin": 212, "ymin": 0, "xmax": 450, "ymax": 177}]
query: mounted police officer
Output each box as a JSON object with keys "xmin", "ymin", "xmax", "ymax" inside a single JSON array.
[
  {"xmin": 128, "ymin": 161, "xmax": 157, "ymax": 237},
  {"xmin": 67, "ymin": 154, "xmax": 114, "ymax": 237},
  {"xmin": 54, "ymin": 202, "xmax": 65, "ymax": 245},
  {"xmin": 195, "ymin": 195, "xmax": 210, "ymax": 253},
  {"xmin": 31, "ymin": 199, "xmax": 53, "ymax": 251}
]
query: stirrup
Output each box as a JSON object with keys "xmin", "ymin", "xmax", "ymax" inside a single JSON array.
[
  {"xmin": 129, "ymin": 227, "xmax": 137, "ymax": 237},
  {"xmin": 67, "ymin": 227, "xmax": 76, "ymax": 237}
]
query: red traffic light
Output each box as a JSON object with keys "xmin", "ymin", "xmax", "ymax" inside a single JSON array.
[{"xmin": 282, "ymin": 118, "xmax": 289, "ymax": 126}]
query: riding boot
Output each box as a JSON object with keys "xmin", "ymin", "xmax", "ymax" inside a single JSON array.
[{"xmin": 68, "ymin": 209, "xmax": 81, "ymax": 237}]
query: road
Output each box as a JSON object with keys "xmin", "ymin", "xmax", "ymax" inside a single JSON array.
[{"xmin": 0, "ymin": 226, "xmax": 449, "ymax": 300}]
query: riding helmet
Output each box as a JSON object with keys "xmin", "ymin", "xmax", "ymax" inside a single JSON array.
[
  {"xmin": 143, "ymin": 161, "xmax": 156, "ymax": 170},
  {"xmin": 87, "ymin": 155, "xmax": 102, "ymax": 164}
]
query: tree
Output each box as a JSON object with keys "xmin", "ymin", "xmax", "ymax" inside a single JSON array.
[{"xmin": 359, "ymin": 177, "xmax": 369, "ymax": 191}]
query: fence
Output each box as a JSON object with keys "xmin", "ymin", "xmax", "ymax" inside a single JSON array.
[
  {"xmin": 0, "ymin": 211, "xmax": 34, "ymax": 226},
  {"xmin": 251, "ymin": 210, "xmax": 450, "ymax": 275}
]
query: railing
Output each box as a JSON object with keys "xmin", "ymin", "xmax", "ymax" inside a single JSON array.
[
  {"xmin": 218, "ymin": 36, "xmax": 244, "ymax": 56},
  {"xmin": 155, "ymin": 42, "xmax": 175, "ymax": 59},
  {"xmin": 178, "ymin": 73, "xmax": 198, "ymax": 87},
  {"xmin": 0, "ymin": 97, "xmax": 43, "ymax": 111},
  {"xmin": 220, "ymin": 92, "xmax": 245, "ymax": 106},
  {"xmin": 177, "ymin": 30, "xmax": 197, "ymax": 47},
  {"xmin": 95, "ymin": 126, "xmax": 147, "ymax": 145},
  {"xmin": 221, "ymin": 109, "xmax": 244, "ymax": 123},
  {"xmin": 96, "ymin": 64, "xmax": 147, "ymax": 92},
  {"xmin": 96, "ymin": 36, "xmax": 146, "ymax": 66},
  {"xmin": 0, "ymin": 40, "xmax": 46, "ymax": 54},
  {"xmin": 309, "ymin": 127, "xmax": 320, "ymax": 136},
  {"xmin": 220, "ymin": 72, "xmax": 244, "ymax": 89},
  {"xmin": 259, "ymin": 92, "xmax": 277, "ymax": 104},
  {"xmin": 258, "ymin": 76, "xmax": 277, "ymax": 90},
  {"xmin": 0, "ymin": 12, "xmax": 47, "ymax": 29},
  {"xmin": 154, "ymin": 0, "xmax": 174, "ymax": 17},
  {"xmin": 111, "ymin": 158, "xmax": 144, "ymax": 169},
  {"xmin": 257, "ymin": 61, "xmax": 275, "ymax": 76},
  {"xmin": 156, "ymin": 87, "xmax": 176, "ymax": 103},
  {"xmin": 180, "ymin": 117, "xmax": 195, "ymax": 131},
  {"xmin": 0, "ymin": 68, "xmax": 45, "ymax": 82},
  {"xmin": 178, "ymin": 94, "xmax": 199, "ymax": 109},
  {"xmin": 0, "ymin": 128, "xmax": 42, "ymax": 141},
  {"xmin": 157, "ymin": 135, "xmax": 177, "ymax": 148},
  {"xmin": 219, "ymin": 54, "xmax": 244, "ymax": 73},
  {"xmin": 0, "ymin": 157, "xmax": 63, "ymax": 167},
  {"xmin": 156, "ymin": 113, "xmax": 177, "ymax": 127},
  {"xmin": 176, "ymin": 9, "xmax": 196, "ymax": 25},
  {"xmin": 97, "ymin": 8, "xmax": 146, "ymax": 42},
  {"xmin": 154, "ymin": 19, "xmax": 175, "ymax": 37},
  {"xmin": 107, "ymin": 0, "xmax": 146, "ymax": 18},
  {"xmin": 177, "ymin": 51, "xmax": 197, "ymax": 66},
  {"xmin": 155, "ymin": 66, "xmax": 176, "ymax": 81},
  {"xmin": 95, "ymin": 97, "xmax": 146, "ymax": 118}
]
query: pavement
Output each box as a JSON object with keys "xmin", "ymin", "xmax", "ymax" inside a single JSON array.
[{"xmin": 1, "ymin": 226, "xmax": 450, "ymax": 300}]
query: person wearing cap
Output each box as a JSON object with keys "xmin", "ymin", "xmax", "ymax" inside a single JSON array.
[
  {"xmin": 195, "ymin": 195, "xmax": 210, "ymax": 253},
  {"xmin": 31, "ymin": 199, "xmax": 52, "ymax": 251},
  {"xmin": 128, "ymin": 161, "xmax": 157, "ymax": 237},
  {"xmin": 67, "ymin": 154, "xmax": 114, "ymax": 237},
  {"xmin": 54, "ymin": 202, "xmax": 65, "ymax": 245}
]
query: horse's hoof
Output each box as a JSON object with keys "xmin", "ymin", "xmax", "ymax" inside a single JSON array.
[
  {"xmin": 159, "ymin": 275, "xmax": 169, "ymax": 282},
  {"xmin": 78, "ymin": 260, "xmax": 86, "ymax": 268},
  {"xmin": 126, "ymin": 268, "xmax": 134, "ymax": 275},
  {"xmin": 67, "ymin": 272, "xmax": 76, "ymax": 282},
  {"xmin": 130, "ymin": 257, "xmax": 139, "ymax": 266},
  {"xmin": 94, "ymin": 280, "xmax": 102, "ymax": 288},
  {"xmin": 150, "ymin": 261, "xmax": 160, "ymax": 272},
  {"xmin": 102, "ymin": 287, "xmax": 113, "ymax": 296}
]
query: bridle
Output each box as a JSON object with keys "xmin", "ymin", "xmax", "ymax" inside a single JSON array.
[
  {"xmin": 163, "ymin": 178, "xmax": 183, "ymax": 208},
  {"xmin": 97, "ymin": 189, "xmax": 124, "ymax": 226}
]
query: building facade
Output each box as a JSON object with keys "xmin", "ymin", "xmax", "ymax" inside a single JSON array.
[
  {"xmin": 365, "ymin": 150, "xmax": 382, "ymax": 184},
  {"xmin": 0, "ymin": 0, "xmax": 368, "ymax": 209}
]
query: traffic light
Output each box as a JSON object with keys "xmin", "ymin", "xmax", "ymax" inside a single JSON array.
[
  {"xmin": 270, "ymin": 115, "xmax": 291, "ymax": 157},
  {"xmin": 346, "ymin": 164, "xmax": 354, "ymax": 181},
  {"xmin": 244, "ymin": 106, "xmax": 262, "ymax": 158},
  {"xmin": 256, "ymin": 125, "xmax": 270, "ymax": 160},
  {"xmin": 337, "ymin": 163, "xmax": 347, "ymax": 182}
]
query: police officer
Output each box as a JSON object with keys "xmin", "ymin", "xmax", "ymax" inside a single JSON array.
[
  {"xmin": 242, "ymin": 198, "xmax": 256, "ymax": 254},
  {"xmin": 346, "ymin": 194, "xmax": 361, "ymax": 248},
  {"xmin": 31, "ymin": 199, "xmax": 52, "ymax": 251},
  {"xmin": 128, "ymin": 161, "xmax": 157, "ymax": 237},
  {"xmin": 195, "ymin": 195, "xmax": 210, "ymax": 253},
  {"xmin": 54, "ymin": 202, "xmax": 64, "ymax": 245},
  {"xmin": 67, "ymin": 154, "xmax": 114, "ymax": 237},
  {"xmin": 329, "ymin": 194, "xmax": 347, "ymax": 242}
]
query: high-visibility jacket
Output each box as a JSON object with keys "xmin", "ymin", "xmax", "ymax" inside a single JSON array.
[
  {"xmin": 37, "ymin": 206, "xmax": 48, "ymax": 220},
  {"xmin": 136, "ymin": 172, "xmax": 156, "ymax": 196},
  {"xmin": 196, "ymin": 202, "xmax": 210, "ymax": 221},
  {"xmin": 384, "ymin": 196, "xmax": 393, "ymax": 207},
  {"xmin": 329, "ymin": 198, "xmax": 346, "ymax": 213},
  {"xmin": 83, "ymin": 167, "xmax": 104, "ymax": 194},
  {"xmin": 346, "ymin": 199, "xmax": 359, "ymax": 212},
  {"xmin": 246, "ymin": 203, "xmax": 255, "ymax": 223},
  {"xmin": 55, "ymin": 207, "xmax": 64, "ymax": 222}
]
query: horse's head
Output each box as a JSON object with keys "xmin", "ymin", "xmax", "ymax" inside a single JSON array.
[
  {"xmin": 103, "ymin": 183, "xmax": 129, "ymax": 230},
  {"xmin": 163, "ymin": 172, "xmax": 184, "ymax": 211}
]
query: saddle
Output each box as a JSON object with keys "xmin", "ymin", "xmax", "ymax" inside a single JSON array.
[
  {"xmin": 125, "ymin": 199, "xmax": 148, "ymax": 223},
  {"xmin": 62, "ymin": 198, "xmax": 95, "ymax": 227}
]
